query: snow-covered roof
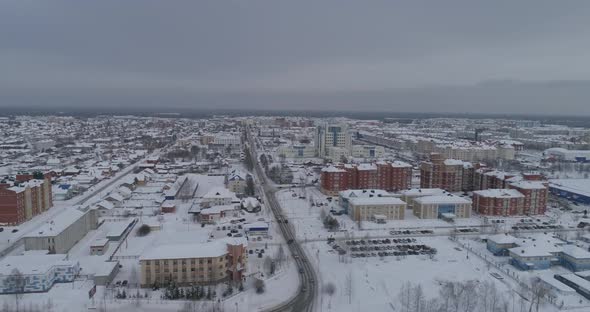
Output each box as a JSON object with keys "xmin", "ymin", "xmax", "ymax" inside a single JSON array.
[
  {"xmin": 0, "ymin": 254, "xmax": 75, "ymax": 275},
  {"xmin": 560, "ymin": 245, "xmax": 590, "ymax": 259},
  {"xmin": 414, "ymin": 195, "xmax": 471, "ymax": 205},
  {"xmin": 549, "ymin": 179, "xmax": 590, "ymax": 198},
  {"xmin": 473, "ymin": 189, "xmax": 524, "ymax": 199},
  {"xmin": 339, "ymin": 189, "xmax": 393, "ymax": 199},
  {"xmin": 25, "ymin": 209, "xmax": 86, "ymax": 238},
  {"xmin": 487, "ymin": 234, "xmax": 518, "ymax": 245},
  {"xmin": 321, "ymin": 165, "xmax": 345, "ymax": 173},
  {"xmin": 509, "ymin": 181, "xmax": 547, "ymax": 190},
  {"xmin": 349, "ymin": 197, "xmax": 406, "ymax": 206},
  {"xmin": 200, "ymin": 204, "xmax": 237, "ymax": 215},
  {"xmin": 400, "ymin": 188, "xmax": 446, "ymax": 197},
  {"xmin": 202, "ymin": 187, "xmax": 236, "ymax": 200},
  {"xmin": 139, "ymin": 237, "xmax": 247, "ymax": 261}
]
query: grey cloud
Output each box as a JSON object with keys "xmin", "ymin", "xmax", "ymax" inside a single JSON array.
[{"xmin": 1, "ymin": 1, "xmax": 590, "ymax": 114}]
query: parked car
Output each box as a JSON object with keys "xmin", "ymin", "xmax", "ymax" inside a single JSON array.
[{"xmin": 11, "ymin": 229, "xmax": 18, "ymax": 233}]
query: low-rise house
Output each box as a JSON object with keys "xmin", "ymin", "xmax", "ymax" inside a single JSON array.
[
  {"xmin": 201, "ymin": 187, "xmax": 239, "ymax": 208},
  {"xmin": 244, "ymin": 222, "xmax": 270, "ymax": 236},
  {"xmin": 241, "ymin": 197, "xmax": 261, "ymax": 213},
  {"xmin": 199, "ymin": 205, "xmax": 239, "ymax": 224},
  {"xmin": 0, "ymin": 254, "xmax": 80, "ymax": 294},
  {"xmin": 486, "ymin": 234, "xmax": 518, "ymax": 256},
  {"xmin": 90, "ymin": 239, "xmax": 110, "ymax": 256}
]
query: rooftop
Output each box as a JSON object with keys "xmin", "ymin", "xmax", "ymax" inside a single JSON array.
[{"xmin": 139, "ymin": 237, "xmax": 247, "ymax": 261}]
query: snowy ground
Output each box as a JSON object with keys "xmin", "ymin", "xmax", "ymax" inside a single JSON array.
[{"xmin": 304, "ymin": 236, "xmax": 568, "ymax": 312}]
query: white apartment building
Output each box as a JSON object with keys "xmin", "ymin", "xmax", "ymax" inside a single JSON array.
[{"xmin": 316, "ymin": 123, "xmax": 351, "ymax": 158}]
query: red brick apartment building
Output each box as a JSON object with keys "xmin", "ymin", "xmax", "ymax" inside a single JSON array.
[
  {"xmin": 420, "ymin": 153, "xmax": 474, "ymax": 192},
  {"xmin": 509, "ymin": 181, "xmax": 548, "ymax": 215},
  {"xmin": 472, "ymin": 189, "xmax": 525, "ymax": 216},
  {"xmin": 320, "ymin": 161, "xmax": 412, "ymax": 195},
  {"xmin": 0, "ymin": 173, "xmax": 53, "ymax": 225}
]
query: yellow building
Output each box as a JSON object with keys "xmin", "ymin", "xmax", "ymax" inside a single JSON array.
[{"xmin": 139, "ymin": 238, "xmax": 247, "ymax": 287}]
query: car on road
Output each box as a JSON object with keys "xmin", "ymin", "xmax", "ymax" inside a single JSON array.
[
  {"xmin": 299, "ymin": 268, "xmax": 304, "ymax": 274},
  {"xmin": 287, "ymin": 239, "xmax": 294, "ymax": 244},
  {"xmin": 490, "ymin": 272, "xmax": 503, "ymax": 280},
  {"xmin": 11, "ymin": 229, "xmax": 18, "ymax": 233}
]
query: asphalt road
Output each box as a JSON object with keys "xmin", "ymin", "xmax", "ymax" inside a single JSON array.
[{"xmin": 246, "ymin": 129, "xmax": 317, "ymax": 312}]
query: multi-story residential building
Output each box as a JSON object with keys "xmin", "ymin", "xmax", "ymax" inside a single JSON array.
[
  {"xmin": 472, "ymin": 189, "xmax": 525, "ymax": 216},
  {"xmin": 225, "ymin": 169, "xmax": 251, "ymax": 195},
  {"xmin": 377, "ymin": 161, "xmax": 413, "ymax": 192},
  {"xmin": 356, "ymin": 163, "xmax": 378, "ymax": 189},
  {"xmin": 320, "ymin": 166, "xmax": 349, "ymax": 196},
  {"xmin": 0, "ymin": 173, "xmax": 53, "ymax": 225},
  {"xmin": 316, "ymin": 123, "xmax": 351, "ymax": 158},
  {"xmin": 509, "ymin": 181, "xmax": 548, "ymax": 215},
  {"xmin": 320, "ymin": 161, "xmax": 412, "ymax": 195},
  {"xmin": 139, "ymin": 238, "xmax": 247, "ymax": 287},
  {"xmin": 348, "ymin": 197, "xmax": 407, "ymax": 222},
  {"xmin": 420, "ymin": 153, "xmax": 472, "ymax": 192},
  {"xmin": 413, "ymin": 194, "xmax": 472, "ymax": 219}
]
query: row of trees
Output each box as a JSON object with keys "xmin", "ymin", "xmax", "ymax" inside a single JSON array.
[
  {"xmin": 397, "ymin": 278, "xmax": 550, "ymax": 312},
  {"xmin": 161, "ymin": 282, "xmax": 217, "ymax": 301}
]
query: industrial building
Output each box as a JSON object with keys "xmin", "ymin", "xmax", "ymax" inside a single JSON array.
[
  {"xmin": 549, "ymin": 179, "xmax": 590, "ymax": 205},
  {"xmin": 23, "ymin": 208, "xmax": 98, "ymax": 254}
]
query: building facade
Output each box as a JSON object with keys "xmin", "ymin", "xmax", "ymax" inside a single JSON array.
[
  {"xmin": 0, "ymin": 173, "xmax": 53, "ymax": 225},
  {"xmin": 472, "ymin": 189, "xmax": 525, "ymax": 216},
  {"xmin": 316, "ymin": 123, "xmax": 351, "ymax": 158},
  {"xmin": 420, "ymin": 153, "xmax": 472, "ymax": 192},
  {"xmin": 348, "ymin": 197, "xmax": 407, "ymax": 221},
  {"xmin": 139, "ymin": 238, "xmax": 247, "ymax": 287},
  {"xmin": 413, "ymin": 195, "xmax": 472, "ymax": 219},
  {"xmin": 320, "ymin": 161, "xmax": 412, "ymax": 195}
]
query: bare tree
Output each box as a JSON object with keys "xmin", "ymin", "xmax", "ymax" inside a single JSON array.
[
  {"xmin": 529, "ymin": 278, "xmax": 549, "ymax": 312},
  {"xmin": 276, "ymin": 245, "xmax": 286, "ymax": 268},
  {"xmin": 412, "ymin": 284, "xmax": 426, "ymax": 312},
  {"xmin": 7, "ymin": 268, "xmax": 25, "ymax": 312}
]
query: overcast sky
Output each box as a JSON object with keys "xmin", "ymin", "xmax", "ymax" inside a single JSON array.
[{"xmin": 2, "ymin": 1, "xmax": 590, "ymax": 115}]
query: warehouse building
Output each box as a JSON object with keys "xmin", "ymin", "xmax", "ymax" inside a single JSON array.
[
  {"xmin": 23, "ymin": 208, "xmax": 98, "ymax": 254},
  {"xmin": 549, "ymin": 179, "xmax": 590, "ymax": 205}
]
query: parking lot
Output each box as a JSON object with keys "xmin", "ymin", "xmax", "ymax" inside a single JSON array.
[
  {"xmin": 329, "ymin": 238, "xmax": 437, "ymax": 259},
  {"xmin": 511, "ymin": 218, "xmax": 561, "ymax": 231}
]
